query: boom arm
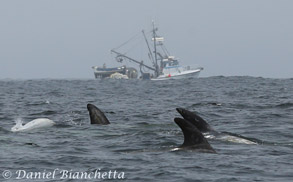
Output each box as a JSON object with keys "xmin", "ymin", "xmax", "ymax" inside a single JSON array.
[{"xmin": 111, "ymin": 50, "xmax": 156, "ymax": 71}]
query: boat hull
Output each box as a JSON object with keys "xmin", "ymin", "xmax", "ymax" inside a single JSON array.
[{"xmin": 151, "ymin": 68, "xmax": 202, "ymax": 81}]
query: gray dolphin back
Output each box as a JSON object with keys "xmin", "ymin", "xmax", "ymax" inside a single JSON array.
[
  {"xmin": 174, "ymin": 117, "xmax": 215, "ymax": 152},
  {"xmin": 87, "ymin": 104, "xmax": 110, "ymax": 125}
]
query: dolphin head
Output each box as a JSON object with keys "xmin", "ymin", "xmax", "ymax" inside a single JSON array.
[
  {"xmin": 11, "ymin": 123, "xmax": 24, "ymax": 132},
  {"xmin": 87, "ymin": 104, "xmax": 110, "ymax": 125},
  {"xmin": 11, "ymin": 118, "xmax": 24, "ymax": 132},
  {"xmin": 176, "ymin": 108, "xmax": 212, "ymax": 133}
]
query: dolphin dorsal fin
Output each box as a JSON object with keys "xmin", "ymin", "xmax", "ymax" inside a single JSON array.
[
  {"xmin": 87, "ymin": 104, "xmax": 110, "ymax": 125},
  {"xmin": 174, "ymin": 118, "xmax": 207, "ymax": 146},
  {"xmin": 176, "ymin": 108, "xmax": 212, "ymax": 132},
  {"xmin": 174, "ymin": 118, "xmax": 214, "ymax": 152}
]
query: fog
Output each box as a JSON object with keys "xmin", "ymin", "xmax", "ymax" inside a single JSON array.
[{"xmin": 0, "ymin": 0, "xmax": 292, "ymax": 79}]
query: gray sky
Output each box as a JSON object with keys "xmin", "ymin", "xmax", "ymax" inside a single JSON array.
[{"xmin": 0, "ymin": 0, "xmax": 292, "ymax": 79}]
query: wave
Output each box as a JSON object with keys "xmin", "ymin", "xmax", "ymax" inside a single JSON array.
[
  {"xmin": 29, "ymin": 110, "xmax": 58, "ymax": 116},
  {"xmin": 276, "ymin": 102, "xmax": 293, "ymax": 108},
  {"xmin": 0, "ymin": 126, "xmax": 10, "ymax": 134}
]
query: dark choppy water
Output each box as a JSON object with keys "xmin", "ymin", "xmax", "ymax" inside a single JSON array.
[{"xmin": 0, "ymin": 77, "xmax": 293, "ymax": 181}]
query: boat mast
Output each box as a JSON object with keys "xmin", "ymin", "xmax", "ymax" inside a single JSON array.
[
  {"xmin": 110, "ymin": 22, "xmax": 162, "ymax": 78},
  {"xmin": 152, "ymin": 21, "xmax": 159, "ymax": 77},
  {"xmin": 142, "ymin": 30, "xmax": 155, "ymax": 68}
]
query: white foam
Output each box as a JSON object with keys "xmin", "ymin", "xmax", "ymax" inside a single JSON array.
[
  {"xmin": 170, "ymin": 147, "xmax": 181, "ymax": 151},
  {"xmin": 204, "ymin": 134, "xmax": 216, "ymax": 139}
]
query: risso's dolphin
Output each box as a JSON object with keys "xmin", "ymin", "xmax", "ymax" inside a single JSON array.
[
  {"xmin": 87, "ymin": 104, "xmax": 110, "ymax": 125},
  {"xmin": 172, "ymin": 118, "xmax": 216, "ymax": 153},
  {"xmin": 176, "ymin": 108, "xmax": 257, "ymax": 145},
  {"xmin": 11, "ymin": 118, "xmax": 55, "ymax": 132},
  {"xmin": 176, "ymin": 108, "xmax": 213, "ymax": 133}
]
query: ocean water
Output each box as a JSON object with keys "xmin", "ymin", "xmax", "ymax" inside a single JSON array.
[{"xmin": 0, "ymin": 76, "xmax": 292, "ymax": 182}]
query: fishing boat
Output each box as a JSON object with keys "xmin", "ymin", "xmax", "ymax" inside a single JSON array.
[{"xmin": 111, "ymin": 22, "xmax": 203, "ymax": 80}]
